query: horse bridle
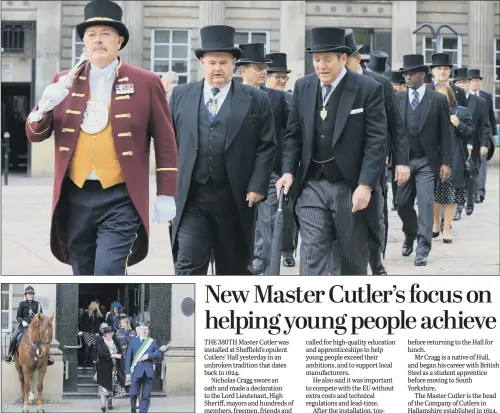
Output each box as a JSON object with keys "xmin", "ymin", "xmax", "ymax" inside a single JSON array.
[{"xmin": 25, "ymin": 319, "xmax": 51, "ymax": 362}]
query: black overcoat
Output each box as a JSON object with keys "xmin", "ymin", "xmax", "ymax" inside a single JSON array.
[
  {"xmin": 450, "ymin": 105, "xmax": 474, "ymax": 189},
  {"xmin": 95, "ymin": 336, "xmax": 126, "ymax": 393}
]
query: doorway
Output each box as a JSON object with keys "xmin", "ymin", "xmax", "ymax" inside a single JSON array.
[{"xmin": 1, "ymin": 82, "xmax": 31, "ymax": 174}]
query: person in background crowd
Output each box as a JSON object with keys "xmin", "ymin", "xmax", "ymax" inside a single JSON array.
[
  {"xmin": 277, "ymin": 27, "xmax": 387, "ymax": 275},
  {"xmin": 344, "ymin": 32, "xmax": 409, "ymax": 276},
  {"xmin": 390, "ymin": 70, "xmax": 406, "ymax": 94},
  {"xmin": 105, "ymin": 301, "xmax": 121, "ymax": 330},
  {"xmin": 169, "ymin": 24, "xmax": 276, "ymax": 275},
  {"xmin": 79, "ymin": 301, "xmax": 104, "ymax": 367},
  {"xmin": 424, "ymin": 72, "xmax": 433, "ymax": 88},
  {"xmin": 452, "ymin": 68, "xmax": 492, "ymax": 218},
  {"xmin": 430, "ymin": 52, "xmax": 467, "ymax": 107},
  {"xmin": 96, "ymin": 326, "xmax": 126, "ymax": 412},
  {"xmin": 468, "ymin": 69, "xmax": 497, "ymax": 204},
  {"xmin": 236, "ymin": 43, "xmax": 289, "ymax": 275},
  {"xmin": 433, "ymin": 83, "xmax": 474, "ymax": 244},
  {"xmin": 395, "ymin": 54, "xmax": 452, "ymax": 267},
  {"xmin": 115, "ymin": 317, "xmax": 136, "ymax": 360},
  {"xmin": 161, "ymin": 70, "xmax": 179, "ymax": 105}
]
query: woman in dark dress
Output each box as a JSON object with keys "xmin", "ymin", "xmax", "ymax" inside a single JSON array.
[
  {"xmin": 79, "ymin": 301, "xmax": 104, "ymax": 367},
  {"xmin": 433, "ymin": 84, "xmax": 474, "ymax": 243},
  {"xmin": 96, "ymin": 326, "xmax": 126, "ymax": 412}
]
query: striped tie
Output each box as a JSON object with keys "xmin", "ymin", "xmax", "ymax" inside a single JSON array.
[
  {"xmin": 206, "ymin": 88, "xmax": 220, "ymax": 123},
  {"xmin": 411, "ymin": 89, "xmax": 419, "ymax": 110}
]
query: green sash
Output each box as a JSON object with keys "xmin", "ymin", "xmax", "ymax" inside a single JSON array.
[{"xmin": 130, "ymin": 337, "xmax": 153, "ymax": 375}]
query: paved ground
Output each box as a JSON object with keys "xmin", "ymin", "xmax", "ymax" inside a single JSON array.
[
  {"xmin": 2, "ymin": 167, "xmax": 499, "ymax": 275},
  {"xmin": 1, "ymin": 396, "xmax": 194, "ymax": 412}
]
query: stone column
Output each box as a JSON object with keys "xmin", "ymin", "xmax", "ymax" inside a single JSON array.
[
  {"xmin": 164, "ymin": 284, "xmax": 195, "ymax": 397},
  {"xmin": 468, "ymin": 0, "xmax": 495, "ymax": 95},
  {"xmin": 119, "ymin": 1, "xmax": 144, "ymax": 68},
  {"xmin": 31, "ymin": 1, "xmax": 62, "ymax": 177},
  {"xmin": 279, "ymin": 1, "xmax": 306, "ymax": 90},
  {"xmin": 391, "ymin": 1, "xmax": 417, "ymax": 70},
  {"xmin": 197, "ymin": 1, "xmax": 226, "ymax": 79}
]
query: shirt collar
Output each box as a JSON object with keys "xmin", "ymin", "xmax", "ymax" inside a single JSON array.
[
  {"xmin": 410, "ymin": 84, "xmax": 426, "ymax": 98},
  {"xmin": 321, "ymin": 66, "xmax": 347, "ymax": 90},
  {"xmin": 204, "ymin": 80, "xmax": 231, "ymax": 97},
  {"xmin": 89, "ymin": 58, "xmax": 119, "ymax": 79},
  {"xmin": 357, "ymin": 65, "xmax": 364, "ymax": 75}
]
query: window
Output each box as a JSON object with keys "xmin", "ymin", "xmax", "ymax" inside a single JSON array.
[
  {"xmin": 151, "ymin": 29, "xmax": 191, "ymax": 84},
  {"xmin": 494, "ymin": 37, "xmax": 500, "ymax": 113},
  {"xmin": 1, "ymin": 284, "xmax": 13, "ymax": 333},
  {"xmin": 72, "ymin": 27, "xmax": 84, "ymax": 67},
  {"xmin": 423, "ymin": 35, "xmax": 462, "ymax": 68},
  {"xmin": 1, "ymin": 22, "xmax": 26, "ymax": 53},
  {"xmin": 233, "ymin": 31, "xmax": 270, "ymax": 82}
]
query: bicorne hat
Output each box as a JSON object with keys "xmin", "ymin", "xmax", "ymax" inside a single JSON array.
[
  {"xmin": 390, "ymin": 70, "xmax": 405, "ymax": 84},
  {"xmin": 266, "ymin": 53, "xmax": 291, "ymax": 73},
  {"xmin": 236, "ymin": 43, "xmax": 272, "ymax": 66},
  {"xmin": 367, "ymin": 50, "xmax": 390, "ymax": 74},
  {"xmin": 305, "ymin": 27, "xmax": 352, "ymax": 55},
  {"xmin": 195, "ymin": 25, "xmax": 242, "ymax": 60},
  {"xmin": 453, "ymin": 68, "xmax": 471, "ymax": 82},
  {"xmin": 399, "ymin": 54, "xmax": 429, "ymax": 74},
  {"xmin": 76, "ymin": 0, "xmax": 129, "ymax": 50},
  {"xmin": 468, "ymin": 69, "xmax": 482, "ymax": 80},
  {"xmin": 430, "ymin": 53, "xmax": 454, "ymax": 69},
  {"xmin": 344, "ymin": 29, "xmax": 363, "ymax": 57}
]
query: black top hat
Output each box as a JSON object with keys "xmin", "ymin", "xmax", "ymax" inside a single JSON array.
[
  {"xmin": 305, "ymin": 27, "xmax": 352, "ymax": 55},
  {"xmin": 424, "ymin": 72, "xmax": 433, "ymax": 84},
  {"xmin": 399, "ymin": 54, "xmax": 429, "ymax": 74},
  {"xmin": 266, "ymin": 53, "xmax": 291, "ymax": 73},
  {"xmin": 390, "ymin": 70, "xmax": 405, "ymax": 84},
  {"xmin": 76, "ymin": 0, "xmax": 129, "ymax": 50},
  {"xmin": 235, "ymin": 43, "xmax": 272, "ymax": 66},
  {"xmin": 195, "ymin": 25, "xmax": 242, "ymax": 60},
  {"xmin": 344, "ymin": 29, "xmax": 363, "ymax": 57},
  {"xmin": 367, "ymin": 50, "xmax": 390, "ymax": 74},
  {"xmin": 453, "ymin": 68, "xmax": 471, "ymax": 82},
  {"xmin": 468, "ymin": 69, "xmax": 482, "ymax": 80},
  {"xmin": 430, "ymin": 53, "xmax": 454, "ymax": 69}
]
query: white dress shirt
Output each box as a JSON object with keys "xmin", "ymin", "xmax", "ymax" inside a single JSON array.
[
  {"xmin": 407, "ymin": 83, "xmax": 426, "ymax": 105},
  {"xmin": 203, "ymin": 80, "xmax": 231, "ymax": 109},
  {"xmin": 321, "ymin": 66, "xmax": 347, "ymax": 102}
]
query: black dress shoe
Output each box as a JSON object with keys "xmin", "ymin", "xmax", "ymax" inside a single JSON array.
[
  {"xmin": 131, "ymin": 409, "xmax": 137, "ymax": 413},
  {"xmin": 443, "ymin": 238, "xmax": 452, "ymax": 244},
  {"xmin": 475, "ymin": 196, "xmax": 481, "ymax": 204},
  {"xmin": 414, "ymin": 254, "xmax": 428, "ymax": 266},
  {"xmin": 402, "ymin": 239, "xmax": 414, "ymax": 257},
  {"xmin": 466, "ymin": 205, "xmax": 474, "ymax": 215},
  {"xmin": 453, "ymin": 210, "xmax": 462, "ymax": 221},
  {"xmin": 283, "ymin": 256, "xmax": 295, "ymax": 267},
  {"xmin": 47, "ymin": 357, "xmax": 54, "ymax": 366},
  {"xmin": 4, "ymin": 354, "xmax": 13, "ymax": 363},
  {"xmin": 432, "ymin": 231, "xmax": 440, "ymax": 238},
  {"xmin": 251, "ymin": 265, "xmax": 263, "ymax": 275},
  {"xmin": 372, "ymin": 265, "xmax": 388, "ymax": 275}
]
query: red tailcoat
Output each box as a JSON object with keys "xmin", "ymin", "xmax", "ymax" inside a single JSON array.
[{"xmin": 25, "ymin": 59, "xmax": 178, "ymax": 267}]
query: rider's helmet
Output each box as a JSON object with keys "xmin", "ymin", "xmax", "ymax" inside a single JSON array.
[{"xmin": 24, "ymin": 286, "xmax": 35, "ymax": 296}]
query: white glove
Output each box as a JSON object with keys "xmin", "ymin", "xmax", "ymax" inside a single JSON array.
[
  {"xmin": 480, "ymin": 146, "xmax": 488, "ymax": 157},
  {"xmin": 39, "ymin": 82, "xmax": 70, "ymax": 112},
  {"xmin": 152, "ymin": 196, "xmax": 176, "ymax": 223},
  {"xmin": 22, "ymin": 321, "xmax": 28, "ymax": 327}
]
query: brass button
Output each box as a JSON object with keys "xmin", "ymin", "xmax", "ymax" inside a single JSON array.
[
  {"xmin": 321, "ymin": 135, "xmax": 324, "ymax": 138},
  {"xmin": 209, "ymin": 156, "xmax": 212, "ymax": 160},
  {"xmin": 92, "ymin": 144, "xmax": 97, "ymax": 149},
  {"xmin": 92, "ymin": 154, "xmax": 96, "ymax": 158},
  {"xmin": 209, "ymin": 136, "xmax": 213, "ymax": 140},
  {"xmin": 321, "ymin": 164, "xmax": 325, "ymax": 168},
  {"xmin": 210, "ymin": 128, "xmax": 214, "ymax": 131},
  {"xmin": 93, "ymin": 136, "xmax": 97, "ymax": 140},
  {"xmin": 209, "ymin": 146, "xmax": 212, "ymax": 149}
]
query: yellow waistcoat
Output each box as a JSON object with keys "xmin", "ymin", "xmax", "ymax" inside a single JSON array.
[{"xmin": 69, "ymin": 107, "xmax": 125, "ymax": 189}]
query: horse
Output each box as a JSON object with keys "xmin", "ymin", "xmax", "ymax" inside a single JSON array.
[{"xmin": 14, "ymin": 312, "xmax": 54, "ymax": 413}]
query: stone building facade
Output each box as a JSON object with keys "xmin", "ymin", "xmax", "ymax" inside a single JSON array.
[{"xmin": 1, "ymin": 0, "xmax": 499, "ymax": 176}]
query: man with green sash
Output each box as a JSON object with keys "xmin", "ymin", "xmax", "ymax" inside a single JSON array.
[{"xmin": 125, "ymin": 324, "xmax": 163, "ymax": 413}]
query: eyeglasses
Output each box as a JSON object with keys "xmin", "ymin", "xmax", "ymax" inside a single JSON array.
[{"xmin": 269, "ymin": 74, "xmax": 289, "ymax": 81}]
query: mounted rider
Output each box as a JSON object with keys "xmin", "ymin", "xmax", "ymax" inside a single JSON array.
[{"xmin": 4, "ymin": 286, "xmax": 54, "ymax": 365}]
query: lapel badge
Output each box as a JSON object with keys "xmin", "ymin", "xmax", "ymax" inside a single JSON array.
[
  {"xmin": 116, "ymin": 84, "xmax": 124, "ymax": 95},
  {"xmin": 127, "ymin": 83, "xmax": 135, "ymax": 94}
]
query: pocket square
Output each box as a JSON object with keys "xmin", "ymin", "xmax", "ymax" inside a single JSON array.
[{"xmin": 350, "ymin": 108, "xmax": 364, "ymax": 115}]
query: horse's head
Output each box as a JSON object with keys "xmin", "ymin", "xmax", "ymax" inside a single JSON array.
[{"xmin": 32, "ymin": 313, "xmax": 54, "ymax": 356}]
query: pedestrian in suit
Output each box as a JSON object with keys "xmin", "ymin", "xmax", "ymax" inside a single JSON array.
[
  {"xmin": 430, "ymin": 53, "xmax": 467, "ymax": 107},
  {"xmin": 344, "ymin": 33, "xmax": 410, "ymax": 275},
  {"xmin": 125, "ymin": 324, "xmax": 163, "ymax": 413},
  {"xmin": 277, "ymin": 27, "xmax": 387, "ymax": 275},
  {"xmin": 395, "ymin": 54, "xmax": 453, "ymax": 267},
  {"xmin": 169, "ymin": 25, "xmax": 276, "ymax": 275},
  {"xmin": 235, "ymin": 44, "xmax": 289, "ymax": 275},
  {"xmin": 25, "ymin": 0, "xmax": 178, "ymax": 275},
  {"xmin": 424, "ymin": 72, "xmax": 434, "ymax": 88},
  {"xmin": 390, "ymin": 70, "xmax": 406, "ymax": 94},
  {"xmin": 452, "ymin": 68, "xmax": 492, "ymax": 218},
  {"xmin": 468, "ymin": 68, "xmax": 498, "ymax": 204}
]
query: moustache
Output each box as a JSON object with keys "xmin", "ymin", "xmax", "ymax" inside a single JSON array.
[{"xmin": 93, "ymin": 45, "xmax": 107, "ymax": 51}]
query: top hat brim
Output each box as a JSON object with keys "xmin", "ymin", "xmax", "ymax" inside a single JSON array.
[
  {"xmin": 235, "ymin": 58, "xmax": 273, "ymax": 66},
  {"xmin": 267, "ymin": 68, "xmax": 292, "ymax": 74},
  {"xmin": 429, "ymin": 63, "xmax": 454, "ymax": 69},
  {"xmin": 76, "ymin": 20, "xmax": 129, "ymax": 50},
  {"xmin": 195, "ymin": 47, "xmax": 242, "ymax": 60},
  {"xmin": 368, "ymin": 63, "xmax": 391, "ymax": 74},
  {"xmin": 399, "ymin": 65, "xmax": 429, "ymax": 74},
  {"xmin": 348, "ymin": 44, "xmax": 363, "ymax": 57},
  {"xmin": 470, "ymin": 75, "xmax": 483, "ymax": 80},
  {"xmin": 305, "ymin": 45, "xmax": 352, "ymax": 55},
  {"xmin": 453, "ymin": 76, "xmax": 471, "ymax": 82}
]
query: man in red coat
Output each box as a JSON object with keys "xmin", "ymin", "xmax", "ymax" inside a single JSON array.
[{"xmin": 25, "ymin": 0, "xmax": 178, "ymax": 275}]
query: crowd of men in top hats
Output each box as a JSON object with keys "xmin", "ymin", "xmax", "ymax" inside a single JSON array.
[{"xmin": 24, "ymin": 0, "xmax": 496, "ymax": 276}]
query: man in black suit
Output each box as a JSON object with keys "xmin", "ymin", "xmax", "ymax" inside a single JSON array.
[
  {"xmin": 452, "ymin": 68, "xmax": 492, "ymax": 218},
  {"xmin": 430, "ymin": 53, "xmax": 467, "ymax": 107},
  {"xmin": 344, "ymin": 32, "xmax": 410, "ymax": 275},
  {"xmin": 277, "ymin": 27, "xmax": 387, "ymax": 275},
  {"xmin": 169, "ymin": 25, "xmax": 276, "ymax": 275},
  {"xmin": 236, "ymin": 43, "xmax": 289, "ymax": 275},
  {"xmin": 395, "ymin": 54, "xmax": 453, "ymax": 267},
  {"xmin": 391, "ymin": 70, "xmax": 406, "ymax": 94},
  {"xmin": 469, "ymin": 68, "xmax": 497, "ymax": 204}
]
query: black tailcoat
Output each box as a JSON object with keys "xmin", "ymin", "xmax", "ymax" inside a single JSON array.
[
  {"xmin": 169, "ymin": 80, "xmax": 276, "ymax": 256},
  {"xmin": 465, "ymin": 93, "xmax": 492, "ymax": 164},
  {"xmin": 478, "ymin": 90, "xmax": 497, "ymax": 140}
]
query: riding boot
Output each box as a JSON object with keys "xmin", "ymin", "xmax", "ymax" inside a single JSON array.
[
  {"xmin": 47, "ymin": 355, "xmax": 54, "ymax": 366},
  {"xmin": 4, "ymin": 332, "xmax": 18, "ymax": 362},
  {"xmin": 107, "ymin": 396, "xmax": 113, "ymax": 410},
  {"xmin": 100, "ymin": 394, "xmax": 107, "ymax": 412}
]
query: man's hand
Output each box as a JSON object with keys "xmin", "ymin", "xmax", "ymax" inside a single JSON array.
[
  {"xmin": 112, "ymin": 354, "xmax": 122, "ymax": 359},
  {"xmin": 394, "ymin": 165, "xmax": 410, "ymax": 185},
  {"xmin": 480, "ymin": 146, "xmax": 488, "ymax": 157},
  {"xmin": 450, "ymin": 115, "xmax": 460, "ymax": 127},
  {"xmin": 22, "ymin": 321, "xmax": 28, "ymax": 327},
  {"xmin": 275, "ymin": 173, "xmax": 294, "ymax": 198},
  {"xmin": 440, "ymin": 165, "xmax": 451, "ymax": 181},
  {"xmin": 352, "ymin": 185, "xmax": 372, "ymax": 213},
  {"xmin": 246, "ymin": 192, "xmax": 264, "ymax": 207},
  {"xmin": 140, "ymin": 354, "xmax": 148, "ymax": 361}
]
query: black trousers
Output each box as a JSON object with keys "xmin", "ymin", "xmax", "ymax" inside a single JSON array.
[
  {"xmin": 175, "ymin": 180, "xmax": 250, "ymax": 275},
  {"xmin": 62, "ymin": 178, "xmax": 141, "ymax": 275}
]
